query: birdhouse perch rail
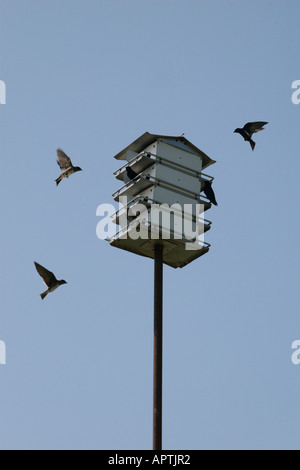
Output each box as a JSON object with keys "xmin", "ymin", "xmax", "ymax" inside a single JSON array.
[{"xmin": 114, "ymin": 150, "xmax": 215, "ymax": 182}]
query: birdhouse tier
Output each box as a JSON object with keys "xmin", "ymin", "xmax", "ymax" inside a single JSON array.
[
  {"xmin": 113, "ymin": 155, "xmax": 213, "ymax": 209},
  {"xmin": 113, "ymin": 132, "xmax": 216, "ymax": 171},
  {"xmin": 111, "ymin": 195, "xmax": 212, "ymax": 232},
  {"xmin": 107, "ymin": 222, "xmax": 210, "ymax": 269},
  {"xmin": 110, "ymin": 132, "xmax": 216, "ymax": 268}
]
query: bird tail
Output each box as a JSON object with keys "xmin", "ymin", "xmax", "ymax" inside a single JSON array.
[
  {"xmin": 250, "ymin": 139, "xmax": 256, "ymax": 151},
  {"xmin": 55, "ymin": 177, "xmax": 61, "ymax": 186},
  {"xmin": 40, "ymin": 291, "xmax": 48, "ymax": 300}
]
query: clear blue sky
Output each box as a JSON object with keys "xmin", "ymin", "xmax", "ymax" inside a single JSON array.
[{"xmin": 1, "ymin": 0, "xmax": 300, "ymax": 450}]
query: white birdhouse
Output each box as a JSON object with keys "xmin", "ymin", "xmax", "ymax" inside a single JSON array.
[{"xmin": 108, "ymin": 132, "xmax": 216, "ymax": 268}]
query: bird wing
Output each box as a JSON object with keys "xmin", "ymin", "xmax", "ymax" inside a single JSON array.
[
  {"xmin": 34, "ymin": 262, "xmax": 57, "ymax": 287},
  {"xmin": 56, "ymin": 149, "xmax": 73, "ymax": 171},
  {"xmin": 203, "ymin": 181, "xmax": 217, "ymax": 205},
  {"xmin": 244, "ymin": 122, "xmax": 268, "ymax": 133},
  {"xmin": 126, "ymin": 166, "xmax": 138, "ymax": 179}
]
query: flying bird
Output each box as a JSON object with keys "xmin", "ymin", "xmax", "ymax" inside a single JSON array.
[
  {"xmin": 34, "ymin": 262, "xmax": 67, "ymax": 300},
  {"xmin": 55, "ymin": 149, "xmax": 82, "ymax": 186},
  {"xmin": 126, "ymin": 166, "xmax": 138, "ymax": 180},
  {"xmin": 201, "ymin": 180, "xmax": 218, "ymax": 206},
  {"xmin": 234, "ymin": 122, "xmax": 268, "ymax": 151}
]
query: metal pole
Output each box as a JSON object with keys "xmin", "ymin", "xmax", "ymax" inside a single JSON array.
[{"xmin": 153, "ymin": 244, "xmax": 163, "ymax": 450}]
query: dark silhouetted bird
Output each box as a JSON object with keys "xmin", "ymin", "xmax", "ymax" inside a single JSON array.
[
  {"xmin": 126, "ymin": 166, "xmax": 138, "ymax": 180},
  {"xmin": 55, "ymin": 149, "xmax": 82, "ymax": 185},
  {"xmin": 234, "ymin": 122, "xmax": 268, "ymax": 151},
  {"xmin": 201, "ymin": 180, "xmax": 218, "ymax": 206},
  {"xmin": 34, "ymin": 262, "xmax": 67, "ymax": 300}
]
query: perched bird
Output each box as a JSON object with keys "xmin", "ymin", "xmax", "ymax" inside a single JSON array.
[
  {"xmin": 126, "ymin": 166, "xmax": 138, "ymax": 180},
  {"xmin": 234, "ymin": 122, "xmax": 268, "ymax": 151},
  {"xmin": 55, "ymin": 149, "xmax": 82, "ymax": 185},
  {"xmin": 34, "ymin": 262, "xmax": 67, "ymax": 300},
  {"xmin": 201, "ymin": 180, "xmax": 218, "ymax": 206}
]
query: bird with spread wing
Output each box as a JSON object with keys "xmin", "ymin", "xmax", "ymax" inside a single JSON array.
[
  {"xmin": 34, "ymin": 262, "xmax": 67, "ymax": 300},
  {"xmin": 234, "ymin": 122, "xmax": 268, "ymax": 151},
  {"xmin": 55, "ymin": 148, "xmax": 82, "ymax": 186}
]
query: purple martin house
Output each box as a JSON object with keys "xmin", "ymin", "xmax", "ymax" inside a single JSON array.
[{"xmin": 109, "ymin": 132, "xmax": 216, "ymax": 268}]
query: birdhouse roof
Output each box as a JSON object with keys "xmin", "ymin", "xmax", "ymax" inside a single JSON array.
[{"xmin": 113, "ymin": 132, "xmax": 216, "ymax": 170}]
